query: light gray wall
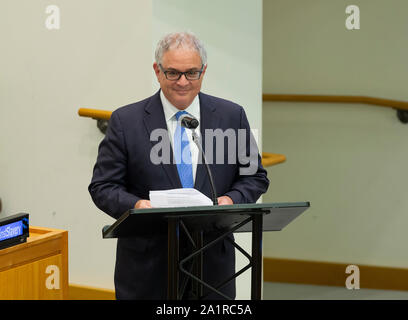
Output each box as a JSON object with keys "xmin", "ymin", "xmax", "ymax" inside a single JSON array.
[
  {"xmin": 262, "ymin": 0, "xmax": 408, "ymax": 268},
  {"xmin": 0, "ymin": 0, "xmax": 152, "ymax": 289},
  {"xmin": 0, "ymin": 0, "xmax": 264, "ymax": 297},
  {"xmin": 152, "ymin": 0, "xmax": 263, "ymax": 299}
]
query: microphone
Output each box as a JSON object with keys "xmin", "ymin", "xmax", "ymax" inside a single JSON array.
[
  {"xmin": 179, "ymin": 115, "xmax": 218, "ymax": 206},
  {"xmin": 179, "ymin": 114, "xmax": 199, "ymax": 129}
]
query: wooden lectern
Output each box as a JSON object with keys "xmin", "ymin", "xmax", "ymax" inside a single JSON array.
[{"xmin": 0, "ymin": 226, "xmax": 68, "ymax": 300}]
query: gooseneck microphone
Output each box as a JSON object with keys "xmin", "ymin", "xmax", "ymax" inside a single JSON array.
[
  {"xmin": 180, "ymin": 115, "xmax": 199, "ymax": 130},
  {"xmin": 179, "ymin": 114, "xmax": 218, "ymax": 206}
]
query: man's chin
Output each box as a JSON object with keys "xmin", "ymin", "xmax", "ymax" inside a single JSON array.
[
  {"xmin": 174, "ymin": 102, "xmax": 190, "ymax": 110},
  {"xmin": 172, "ymin": 97, "xmax": 194, "ymax": 109}
]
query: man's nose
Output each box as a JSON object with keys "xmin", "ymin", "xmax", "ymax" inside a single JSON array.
[{"xmin": 176, "ymin": 73, "xmax": 190, "ymax": 85}]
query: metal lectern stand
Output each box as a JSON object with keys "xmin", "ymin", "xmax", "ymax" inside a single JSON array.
[{"xmin": 102, "ymin": 202, "xmax": 310, "ymax": 300}]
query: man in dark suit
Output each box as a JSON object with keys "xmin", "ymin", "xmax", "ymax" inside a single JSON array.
[{"xmin": 89, "ymin": 32, "xmax": 269, "ymax": 299}]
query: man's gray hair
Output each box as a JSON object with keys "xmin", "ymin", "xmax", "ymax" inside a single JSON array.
[{"xmin": 155, "ymin": 32, "xmax": 207, "ymax": 66}]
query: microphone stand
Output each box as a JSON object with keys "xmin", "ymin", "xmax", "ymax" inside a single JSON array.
[{"xmin": 191, "ymin": 130, "xmax": 218, "ymax": 206}]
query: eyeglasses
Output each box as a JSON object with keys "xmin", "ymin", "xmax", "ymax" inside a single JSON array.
[{"xmin": 159, "ymin": 64, "xmax": 204, "ymax": 81}]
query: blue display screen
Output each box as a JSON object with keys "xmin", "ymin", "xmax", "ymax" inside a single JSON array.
[{"xmin": 0, "ymin": 220, "xmax": 24, "ymax": 241}]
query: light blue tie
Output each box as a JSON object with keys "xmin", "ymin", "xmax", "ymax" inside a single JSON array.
[{"xmin": 174, "ymin": 111, "xmax": 194, "ymax": 188}]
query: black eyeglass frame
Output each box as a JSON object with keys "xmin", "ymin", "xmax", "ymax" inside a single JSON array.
[{"xmin": 159, "ymin": 64, "xmax": 205, "ymax": 81}]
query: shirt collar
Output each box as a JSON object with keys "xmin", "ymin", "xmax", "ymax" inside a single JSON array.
[{"xmin": 160, "ymin": 90, "xmax": 200, "ymax": 122}]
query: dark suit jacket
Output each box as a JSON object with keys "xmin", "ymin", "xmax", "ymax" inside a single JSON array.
[{"xmin": 89, "ymin": 90, "xmax": 269, "ymax": 299}]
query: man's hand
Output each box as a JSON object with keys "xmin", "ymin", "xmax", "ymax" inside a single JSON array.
[
  {"xmin": 134, "ymin": 200, "xmax": 152, "ymax": 209},
  {"xmin": 217, "ymin": 196, "xmax": 233, "ymax": 206}
]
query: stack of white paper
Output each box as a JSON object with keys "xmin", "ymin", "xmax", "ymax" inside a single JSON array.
[{"xmin": 149, "ymin": 188, "xmax": 213, "ymax": 208}]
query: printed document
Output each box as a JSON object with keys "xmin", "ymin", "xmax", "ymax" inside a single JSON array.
[{"xmin": 149, "ymin": 188, "xmax": 213, "ymax": 208}]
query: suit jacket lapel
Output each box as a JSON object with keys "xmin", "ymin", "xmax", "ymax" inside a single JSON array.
[
  {"xmin": 143, "ymin": 91, "xmax": 182, "ymax": 189},
  {"xmin": 194, "ymin": 92, "xmax": 220, "ymax": 193}
]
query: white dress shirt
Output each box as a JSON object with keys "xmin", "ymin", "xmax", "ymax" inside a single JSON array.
[{"xmin": 160, "ymin": 90, "xmax": 201, "ymax": 183}]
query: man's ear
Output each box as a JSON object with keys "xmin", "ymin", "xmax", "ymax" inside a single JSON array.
[
  {"xmin": 153, "ymin": 62, "xmax": 160, "ymax": 77},
  {"xmin": 201, "ymin": 64, "xmax": 207, "ymax": 76}
]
